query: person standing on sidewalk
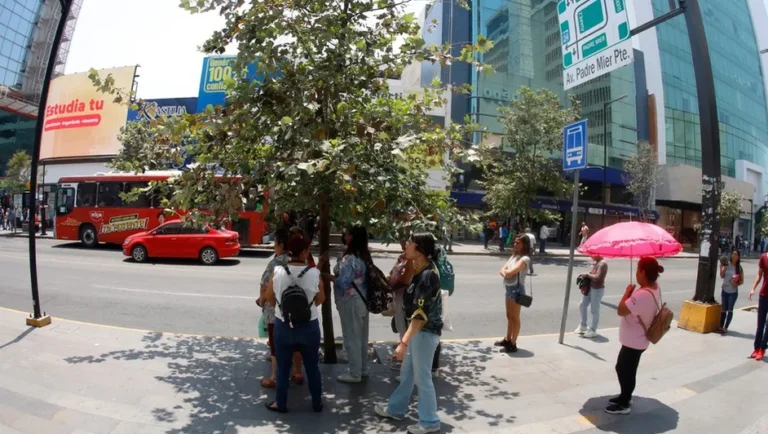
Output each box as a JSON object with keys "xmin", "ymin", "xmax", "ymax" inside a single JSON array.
[
  {"xmin": 749, "ymin": 251, "xmax": 768, "ymax": 360},
  {"xmin": 495, "ymin": 235, "xmax": 532, "ymax": 353},
  {"xmin": 320, "ymin": 226, "xmax": 371, "ymax": 384},
  {"xmin": 539, "ymin": 224, "xmax": 549, "ymax": 254},
  {"xmin": 257, "ymin": 228, "xmax": 305, "ymax": 389},
  {"xmin": 579, "ymin": 222, "xmax": 590, "ymax": 246},
  {"xmin": 717, "ymin": 249, "xmax": 743, "ymax": 335},
  {"xmin": 499, "ymin": 224, "xmax": 508, "ymax": 252},
  {"xmin": 605, "ymin": 257, "xmax": 664, "ymax": 415},
  {"xmin": 263, "ymin": 229, "xmax": 325, "ymax": 413},
  {"xmin": 375, "ymin": 233, "xmax": 443, "ymax": 434},
  {"xmin": 575, "ymin": 255, "xmax": 608, "ymax": 339},
  {"xmin": 388, "ymin": 241, "xmax": 415, "ymax": 371},
  {"xmin": 8, "ymin": 207, "xmax": 15, "ymax": 233}
]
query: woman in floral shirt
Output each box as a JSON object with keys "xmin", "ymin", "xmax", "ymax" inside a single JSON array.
[{"xmin": 322, "ymin": 226, "xmax": 371, "ymax": 383}]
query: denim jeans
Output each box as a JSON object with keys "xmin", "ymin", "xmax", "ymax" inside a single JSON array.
[
  {"xmin": 387, "ymin": 330, "xmax": 441, "ymax": 429},
  {"xmin": 579, "ymin": 288, "xmax": 605, "ymax": 332},
  {"xmin": 539, "ymin": 238, "xmax": 546, "ymax": 253},
  {"xmin": 337, "ymin": 293, "xmax": 369, "ymax": 378},
  {"xmin": 720, "ymin": 291, "xmax": 739, "ymax": 329},
  {"xmin": 754, "ymin": 296, "xmax": 768, "ymax": 351},
  {"xmin": 273, "ymin": 318, "xmax": 322, "ymax": 410}
]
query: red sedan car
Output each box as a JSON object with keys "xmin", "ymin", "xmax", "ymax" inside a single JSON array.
[{"xmin": 123, "ymin": 221, "xmax": 240, "ymax": 265}]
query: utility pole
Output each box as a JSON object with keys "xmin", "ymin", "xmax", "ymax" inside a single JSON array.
[{"xmin": 26, "ymin": 0, "xmax": 73, "ymax": 327}]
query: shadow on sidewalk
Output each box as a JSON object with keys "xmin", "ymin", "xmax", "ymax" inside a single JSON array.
[
  {"xmin": 62, "ymin": 334, "xmax": 523, "ymax": 432},
  {"xmin": 578, "ymin": 395, "xmax": 679, "ymax": 433},
  {"xmin": 0, "ymin": 327, "xmax": 35, "ymax": 351}
]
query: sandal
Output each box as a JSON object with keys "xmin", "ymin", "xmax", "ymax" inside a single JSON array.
[
  {"xmin": 291, "ymin": 373, "xmax": 304, "ymax": 385},
  {"xmin": 265, "ymin": 401, "xmax": 287, "ymax": 413},
  {"xmin": 261, "ymin": 378, "xmax": 276, "ymax": 388}
]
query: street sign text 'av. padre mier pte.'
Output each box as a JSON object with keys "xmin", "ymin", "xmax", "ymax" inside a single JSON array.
[{"xmin": 558, "ymin": 0, "xmax": 633, "ymax": 90}]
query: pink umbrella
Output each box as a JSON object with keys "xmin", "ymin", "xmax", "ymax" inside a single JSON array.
[{"xmin": 577, "ymin": 221, "xmax": 683, "ymax": 258}]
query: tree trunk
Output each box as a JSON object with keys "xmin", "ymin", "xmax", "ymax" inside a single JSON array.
[{"xmin": 319, "ymin": 198, "xmax": 337, "ymax": 363}]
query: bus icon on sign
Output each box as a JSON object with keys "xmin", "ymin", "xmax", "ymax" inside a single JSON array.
[{"xmin": 563, "ymin": 120, "xmax": 588, "ymax": 171}]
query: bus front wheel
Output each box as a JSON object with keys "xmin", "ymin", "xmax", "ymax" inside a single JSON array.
[{"xmin": 80, "ymin": 224, "xmax": 98, "ymax": 248}]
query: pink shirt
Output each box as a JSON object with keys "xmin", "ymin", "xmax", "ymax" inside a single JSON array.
[{"xmin": 619, "ymin": 285, "xmax": 661, "ymax": 350}]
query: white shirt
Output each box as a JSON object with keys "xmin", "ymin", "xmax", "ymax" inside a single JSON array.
[
  {"xmin": 539, "ymin": 226, "xmax": 549, "ymax": 239},
  {"xmin": 526, "ymin": 232, "xmax": 536, "ymax": 247},
  {"xmin": 272, "ymin": 264, "xmax": 321, "ymax": 322},
  {"xmin": 503, "ymin": 255, "xmax": 531, "ymax": 287}
]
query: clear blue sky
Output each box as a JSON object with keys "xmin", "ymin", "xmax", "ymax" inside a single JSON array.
[{"xmin": 65, "ymin": 0, "xmax": 430, "ymax": 100}]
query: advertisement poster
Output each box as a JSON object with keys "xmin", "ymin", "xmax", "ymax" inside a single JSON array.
[
  {"xmin": 127, "ymin": 98, "xmax": 198, "ymax": 122},
  {"xmin": 40, "ymin": 66, "xmax": 137, "ymax": 160},
  {"xmin": 196, "ymin": 56, "xmax": 270, "ymax": 113}
]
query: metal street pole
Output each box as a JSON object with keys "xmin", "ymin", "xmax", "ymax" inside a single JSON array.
[
  {"xmin": 685, "ymin": 0, "xmax": 722, "ymax": 303},
  {"xmin": 27, "ymin": 0, "xmax": 72, "ymax": 324},
  {"xmin": 601, "ymin": 94, "xmax": 627, "ymax": 229},
  {"xmin": 40, "ymin": 163, "xmax": 46, "ymax": 236},
  {"xmin": 559, "ymin": 169, "xmax": 581, "ymax": 344}
]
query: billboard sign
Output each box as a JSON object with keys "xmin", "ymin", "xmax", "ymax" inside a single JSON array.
[
  {"xmin": 558, "ymin": 0, "xmax": 633, "ymax": 90},
  {"xmin": 40, "ymin": 66, "xmax": 137, "ymax": 160},
  {"xmin": 127, "ymin": 98, "xmax": 197, "ymax": 122},
  {"xmin": 197, "ymin": 56, "xmax": 274, "ymax": 113}
]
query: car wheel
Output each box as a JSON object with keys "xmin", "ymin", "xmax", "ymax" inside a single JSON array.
[
  {"xmin": 80, "ymin": 224, "xmax": 98, "ymax": 248},
  {"xmin": 200, "ymin": 247, "xmax": 218, "ymax": 265},
  {"xmin": 131, "ymin": 245, "xmax": 148, "ymax": 263}
]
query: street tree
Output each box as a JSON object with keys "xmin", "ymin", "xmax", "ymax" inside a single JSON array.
[
  {"xmin": 622, "ymin": 141, "xmax": 661, "ymax": 222},
  {"xmin": 478, "ymin": 87, "xmax": 581, "ymax": 226},
  {"xmin": 718, "ymin": 189, "xmax": 744, "ymax": 233},
  {"xmin": 91, "ymin": 0, "xmax": 490, "ymax": 362},
  {"xmin": 2, "ymin": 150, "xmax": 32, "ymax": 193}
]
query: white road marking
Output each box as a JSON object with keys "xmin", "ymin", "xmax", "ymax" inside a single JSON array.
[{"xmin": 91, "ymin": 284, "xmax": 254, "ymax": 300}]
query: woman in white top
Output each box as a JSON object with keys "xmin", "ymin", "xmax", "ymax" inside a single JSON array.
[
  {"xmin": 495, "ymin": 235, "xmax": 532, "ymax": 353},
  {"xmin": 264, "ymin": 229, "xmax": 325, "ymax": 414}
]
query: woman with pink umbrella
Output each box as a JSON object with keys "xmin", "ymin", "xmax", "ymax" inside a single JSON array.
[{"xmin": 578, "ymin": 222, "xmax": 681, "ymax": 415}]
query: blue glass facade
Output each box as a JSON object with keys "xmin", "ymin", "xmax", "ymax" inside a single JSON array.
[
  {"xmin": 470, "ymin": 0, "xmax": 638, "ymax": 170},
  {"xmin": 0, "ymin": 0, "xmax": 42, "ymax": 89},
  {"xmin": 0, "ymin": 0, "xmax": 43, "ymax": 177},
  {"xmin": 652, "ymin": 0, "xmax": 768, "ymax": 181}
]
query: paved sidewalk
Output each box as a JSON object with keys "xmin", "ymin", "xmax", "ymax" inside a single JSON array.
[{"xmin": 0, "ymin": 306, "xmax": 766, "ymax": 433}]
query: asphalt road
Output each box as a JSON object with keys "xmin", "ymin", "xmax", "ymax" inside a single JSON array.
[{"xmin": 0, "ymin": 237, "xmax": 759, "ymax": 342}]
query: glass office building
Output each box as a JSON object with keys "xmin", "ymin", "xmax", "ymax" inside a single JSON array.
[
  {"xmin": 652, "ymin": 0, "xmax": 768, "ymax": 179},
  {"xmin": 0, "ymin": 0, "xmax": 82, "ymax": 177}
]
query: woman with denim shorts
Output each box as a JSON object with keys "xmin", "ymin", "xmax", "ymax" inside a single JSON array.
[{"xmin": 495, "ymin": 234, "xmax": 532, "ymax": 353}]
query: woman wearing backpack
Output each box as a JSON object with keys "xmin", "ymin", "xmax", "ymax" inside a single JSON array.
[
  {"xmin": 375, "ymin": 233, "xmax": 443, "ymax": 434},
  {"xmin": 264, "ymin": 229, "xmax": 325, "ymax": 413},
  {"xmin": 606, "ymin": 256, "xmax": 664, "ymax": 415},
  {"xmin": 319, "ymin": 225, "xmax": 371, "ymax": 384},
  {"xmin": 495, "ymin": 234, "xmax": 532, "ymax": 353},
  {"xmin": 716, "ymin": 249, "xmax": 743, "ymax": 335}
]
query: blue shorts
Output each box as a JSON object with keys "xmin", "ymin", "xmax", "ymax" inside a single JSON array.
[{"xmin": 505, "ymin": 284, "xmax": 526, "ymax": 301}]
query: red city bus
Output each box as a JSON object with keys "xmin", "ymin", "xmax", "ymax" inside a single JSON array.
[{"xmin": 55, "ymin": 172, "xmax": 268, "ymax": 247}]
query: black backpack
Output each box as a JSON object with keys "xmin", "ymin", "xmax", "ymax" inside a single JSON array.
[
  {"xmin": 278, "ymin": 265, "xmax": 314, "ymax": 327},
  {"xmin": 352, "ymin": 260, "xmax": 393, "ymax": 314}
]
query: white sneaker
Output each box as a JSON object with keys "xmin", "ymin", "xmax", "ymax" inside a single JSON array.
[
  {"xmin": 337, "ymin": 373, "xmax": 362, "ymax": 383},
  {"xmin": 375, "ymin": 404, "xmax": 403, "ymax": 421},
  {"xmin": 574, "ymin": 326, "xmax": 587, "ymax": 335},
  {"xmin": 408, "ymin": 424, "xmax": 441, "ymax": 434},
  {"xmin": 583, "ymin": 330, "xmax": 598, "ymax": 339}
]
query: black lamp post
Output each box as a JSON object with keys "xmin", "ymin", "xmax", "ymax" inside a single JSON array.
[
  {"xmin": 601, "ymin": 94, "xmax": 627, "ymax": 229},
  {"xmin": 26, "ymin": 0, "xmax": 72, "ymax": 327}
]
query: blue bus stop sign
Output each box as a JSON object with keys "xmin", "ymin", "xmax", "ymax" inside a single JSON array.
[{"xmin": 563, "ymin": 119, "xmax": 588, "ymax": 171}]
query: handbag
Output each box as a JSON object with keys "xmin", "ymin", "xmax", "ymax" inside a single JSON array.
[{"xmin": 515, "ymin": 259, "xmax": 533, "ymax": 308}]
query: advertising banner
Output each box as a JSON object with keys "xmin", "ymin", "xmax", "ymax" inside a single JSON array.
[
  {"xmin": 40, "ymin": 66, "xmax": 137, "ymax": 160},
  {"xmin": 196, "ymin": 56, "xmax": 270, "ymax": 113},
  {"xmin": 127, "ymin": 97, "xmax": 198, "ymax": 122}
]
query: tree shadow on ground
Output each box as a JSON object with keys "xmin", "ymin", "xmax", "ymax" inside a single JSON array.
[
  {"xmin": 63, "ymin": 334, "xmax": 522, "ymax": 433},
  {"xmin": 578, "ymin": 395, "xmax": 679, "ymax": 433},
  {"xmin": 52, "ymin": 242, "xmax": 123, "ymax": 252}
]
